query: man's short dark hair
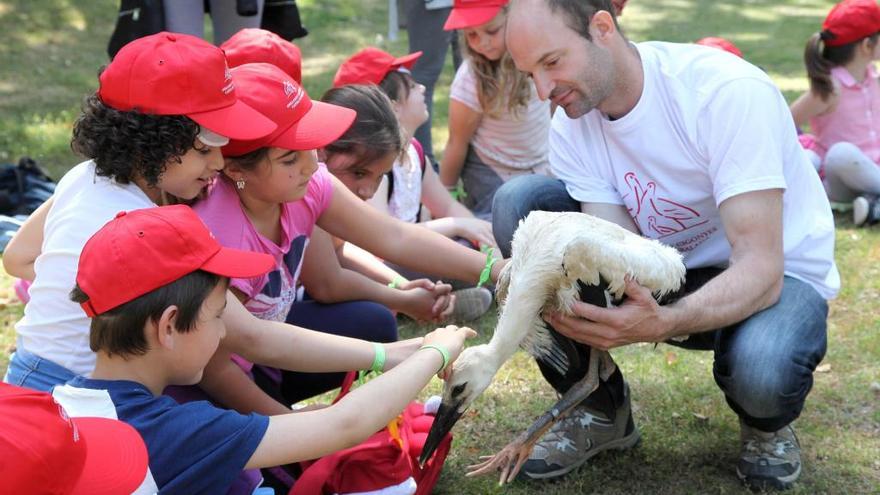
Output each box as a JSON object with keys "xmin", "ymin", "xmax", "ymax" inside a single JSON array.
[
  {"xmin": 545, "ymin": 0, "xmax": 620, "ymax": 40},
  {"xmin": 70, "ymin": 270, "xmax": 225, "ymax": 358}
]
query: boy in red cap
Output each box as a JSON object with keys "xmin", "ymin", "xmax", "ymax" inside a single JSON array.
[
  {"xmin": 51, "ymin": 204, "xmax": 476, "ymax": 494},
  {"xmin": 0, "ymin": 382, "xmax": 149, "ymax": 494},
  {"xmin": 790, "ymin": 0, "xmax": 880, "ymax": 226}
]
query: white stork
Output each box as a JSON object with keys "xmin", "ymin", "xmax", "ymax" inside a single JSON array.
[{"xmin": 418, "ymin": 211, "xmax": 686, "ymax": 483}]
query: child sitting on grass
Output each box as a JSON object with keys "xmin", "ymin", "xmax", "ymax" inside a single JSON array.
[
  {"xmin": 220, "ymin": 31, "xmax": 459, "ymax": 326},
  {"xmin": 330, "ymin": 47, "xmax": 499, "ymax": 320},
  {"xmin": 439, "ymin": 0, "xmax": 552, "ymax": 219},
  {"xmin": 319, "ymin": 84, "xmax": 497, "ymax": 321},
  {"xmin": 194, "ymin": 63, "xmax": 500, "ymax": 410},
  {"xmin": 52, "ymin": 205, "xmax": 474, "ymax": 494},
  {"xmin": 332, "ymin": 47, "xmax": 496, "ymax": 250},
  {"xmin": 790, "ymin": 0, "xmax": 880, "ymax": 225}
]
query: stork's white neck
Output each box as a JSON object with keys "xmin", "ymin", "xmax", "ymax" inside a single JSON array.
[{"xmin": 485, "ymin": 296, "xmax": 545, "ymax": 372}]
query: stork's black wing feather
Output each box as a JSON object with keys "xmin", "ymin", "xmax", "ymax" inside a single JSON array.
[{"xmin": 535, "ymin": 279, "xmax": 611, "ymax": 395}]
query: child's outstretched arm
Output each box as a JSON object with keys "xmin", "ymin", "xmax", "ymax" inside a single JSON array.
[
  {"xmin": 301, "ymin": 227, "xmax": 453, "ymax": 322},
  {"xmin": 334, "ymin": 234, "xmax": 404, "ymax": 284},
  {"xmin": 200, "ymin": 347, "xmax": 292, "ymax": 416},
  {"xmin": 220, "ymin": 291, "xmax": 423, "ymax": 372},
  {"xmin": 420, "ymin": 165, "xmax": 497, "ymax": 249},
  {"xmin": 790, "ymin": 89, "xmax": 836, "ymax": 129},
  {"xmin": 245, "ymin": 325, "xmax": 477, "ymax": 469},
  {"xmin": 317, "ymin": 176, "xmax": 505, "ymax": 286},
  {"xmin": 439, "ymin": 100, "xmax": 482, "ymax": 187}
]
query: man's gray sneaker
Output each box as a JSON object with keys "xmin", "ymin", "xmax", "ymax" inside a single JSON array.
[
  {"xmin": 519, "ymin": 383, "xmax": 639, "ymax": 480},
  {"xmin": 737, "ymin": 420, "xmax": 801, "ymax": 490}
]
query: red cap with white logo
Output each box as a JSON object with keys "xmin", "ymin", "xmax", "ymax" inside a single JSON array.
[
  {"xmin": 223, "ymin": 63, "xmax": 357, "ymax": 157},
  {"xmin": 99, "ymin": 32, "xmax": 276, "ymax": 142},
  {"xmin": 0, "ymin": 382, "xmax": 149, "ymax": 494},
  {"xmin": 76, "ymin": 205, "xmax": 274, "ymax": 317}
]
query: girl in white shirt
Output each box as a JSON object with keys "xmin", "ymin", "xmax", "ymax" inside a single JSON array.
[{"xmin": 439, "ymin": 0, "xmax": 552, "ymax": 219}]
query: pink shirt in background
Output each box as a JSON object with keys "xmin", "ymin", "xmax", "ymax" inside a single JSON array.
[
  {"xmin": 193, "ymin": 166, "xmax": 334, "ymax": 322},
  {"xmin": 810, "ymin": 65, "xmax": 880, "ymax": 164}
]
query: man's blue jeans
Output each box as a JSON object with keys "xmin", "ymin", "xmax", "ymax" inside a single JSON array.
[{"xmin": 492, "ymin": 175, "xmax": 828, "ymax": 432}]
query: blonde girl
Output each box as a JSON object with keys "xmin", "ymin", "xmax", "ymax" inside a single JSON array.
[{"xmin": 439, "ymin": 0, "xmax": 552, "ymax": 219}]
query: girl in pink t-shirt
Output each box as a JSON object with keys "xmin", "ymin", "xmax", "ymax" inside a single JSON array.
[
  {"xmin": 194, "ymin": 63, "xmax": 501, "ymax": 412},
  {"xmin": 791, "ymin": 0, "xmax": 880, "ymax": 226}
]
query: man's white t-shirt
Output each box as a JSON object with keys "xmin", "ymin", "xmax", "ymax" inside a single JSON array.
[
  {"xmin": 15, "ymin": 161, "xmax": 154, "ymax": 375},
  {"xmin": 550, "ymin": 42, "xmax": 839, "ymax": 299}
]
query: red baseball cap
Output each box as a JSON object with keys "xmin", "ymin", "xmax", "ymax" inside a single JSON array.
[
  {"xmin": 223, "ymin": 63, "xmax": 357, "ymax": 156},
  {"xmin": 76, "ymin": 205, "xmax": 274, "ymax": 317},
  {"xmin": 822, "ymin": 0, "xmax": 880, "ymax": 47},
  {"xmin": 695, "ymin": 37, "xmax": 743, "ymax": 58},
  {"xmin": 444, "ymin": 0, "xmax": 510, "ymax": 30},
  {"xmin": 99, "ymin": 32, "xmax": 276, "ymax": 142},
  {"xmin": 221, "ymin": 28, "xmax": 303, "ymax": 83},
  {"xmin": 0, "ymin": 383, "xmax": 149, "ymax": 494},
  {"xmin": 332, "ymin": 47, "xmax": 423, "ymax": 88}
]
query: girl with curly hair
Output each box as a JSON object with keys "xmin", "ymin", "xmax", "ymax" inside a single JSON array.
[{"xmin": 438, "ymin": 0, "xmax": 552, "ymax": 219}]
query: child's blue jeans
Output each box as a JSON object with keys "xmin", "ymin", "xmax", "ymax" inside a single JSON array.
[{"xmin": 4, "ymin": 344, "xmax": 76, "ymax": 392}]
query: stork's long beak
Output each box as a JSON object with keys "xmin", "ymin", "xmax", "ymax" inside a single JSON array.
[{"xmin": 419, "ymin": 399, "xmax": 465, "ymax": 466}]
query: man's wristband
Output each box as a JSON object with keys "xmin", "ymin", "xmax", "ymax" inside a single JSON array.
[
  {"xmin": 419, "ymin": 344, "xmax": 450, "ymax": 374},
  {"xmin": 370, "ymin": 342, "xmax": 386, "ymax": 372}
]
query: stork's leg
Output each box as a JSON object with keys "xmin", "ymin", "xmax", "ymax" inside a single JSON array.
[
  {"xmin": 598, "ymin": 349, "xmax": 617, "ymax": 381},
  {"xmin": 467, "ymin": 347, "xmax": 608, "ymax": 484}
]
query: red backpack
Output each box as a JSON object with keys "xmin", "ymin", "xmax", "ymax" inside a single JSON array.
[{"xmin": 289, "ymin": 372, "xmax": 452, "ymax": 495}]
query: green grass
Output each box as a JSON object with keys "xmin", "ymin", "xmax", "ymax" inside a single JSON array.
[{"xmin": 1, "ymin": 0, "xmax": 878, "ymax": 493}]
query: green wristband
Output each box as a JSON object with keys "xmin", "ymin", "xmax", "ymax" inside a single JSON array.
[
  {"xmin": 370, "ymin": 342, "xmax": 386, "ymax": 373},
  {"xmin": 419, "ymin": 344, "xmax": 450, "ymax": 374},
  {"xmin": 387, "ymin": 275, "xmax": 407, "ymax": 289},
  {"xmin": 476, "ymin": 247, "xmax": 497, "ymax": 288}
]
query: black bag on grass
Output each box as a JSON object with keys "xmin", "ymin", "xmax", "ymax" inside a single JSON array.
[{"xmin": 0, "ymin": 157, "xmax": 56, "ymax": 217}]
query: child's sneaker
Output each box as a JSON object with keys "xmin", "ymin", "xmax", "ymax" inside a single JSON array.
[
  {"xmin": 853, "ymin": 195, "xmax": 880, "ymax": 226},
  {"xmin": 450, "ymin": 287, "xmax": 492, "ymax": 322}
]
